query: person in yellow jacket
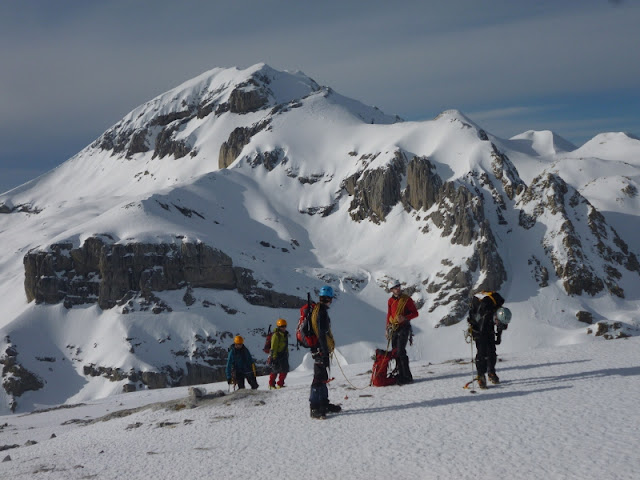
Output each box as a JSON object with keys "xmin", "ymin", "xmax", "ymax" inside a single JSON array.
[{"xmin": 268, "ymin": 318, "xmax": 290, "ymax": 389}]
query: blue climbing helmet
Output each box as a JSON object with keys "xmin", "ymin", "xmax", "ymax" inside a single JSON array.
[
  {"xmin": 496, "ymin": 307, "xmax": 512, "ymax": 325},
  {"xmin": 319, "ymin": 285, "xmax": 335, "ymax": 298}
]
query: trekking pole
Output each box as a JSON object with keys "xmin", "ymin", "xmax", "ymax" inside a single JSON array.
[{"xmin": 463, "ymin": 327, "xmax": 476, "ymax": 393}]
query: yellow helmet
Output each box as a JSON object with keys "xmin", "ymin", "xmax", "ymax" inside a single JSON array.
[
  {"xmin": 276, "ymin": 318, "xmax": 287, "ymax": 327},
  {"xmin": 234, "ymin": 335, "xmax": 244, "ymax": 345}
]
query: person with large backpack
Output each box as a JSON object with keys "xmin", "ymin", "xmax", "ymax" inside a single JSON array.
[
  {"xmin": 226, "ymin": 335, "xmax": 259, "ymax": 390},
  {"xmin": 467, "ymin": 291, "xmax": 511, "ymax": 389},
  {"xmin": 307, "ymin": 285, "xmax": 342, "ymax": 419},
  {"xmin": 268, "ymin": 318, "xmax": 290, "ymax": 389},
  {"xmin": 386, "ymin": 280, "xmax": 419, "ymax": 385}
]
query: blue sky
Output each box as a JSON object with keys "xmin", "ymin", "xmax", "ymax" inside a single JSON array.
[{"xmin": 1, "ymin": 0, "xmax": 639, "ymax": 193}]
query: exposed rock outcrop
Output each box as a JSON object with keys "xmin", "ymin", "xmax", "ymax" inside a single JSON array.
[
  {"xmin": 1, "ymin": 341, "xmax": 44, "ymax": 412},
  {"xmin": 218, "ymin": 120, "xmax": 271, "ymax": 169},
  {"xmin": 429, "ymin": 182, "xmax": 482, "ymax": 247},
  {"xmin": 247, "ymin": 148, "xmax": 286, "ymax": 171},
  {"xmin": 348, "ymin": 150, "xmax": 406, "ymax": 223},
  {"xmin": 343, "ymin": 148, "xmax": 508, "ymax": 325},
  {"xmin": 24, "ymin": 237, "xmax": 304, "ymax": 310},
  {"xmin": 225, "ymin": 83, "xmax": 269, "ymax": 114},
  {"xmin": 517, "ymin": 173, "xmax": 640, "ymax": 297},
  {"xmin": 402, "ymin": 155, "xmax": 442, "ymax": 211},
  {"xmin": 94, "ymin": 73, "xmax": 273, "ymax": 162}
]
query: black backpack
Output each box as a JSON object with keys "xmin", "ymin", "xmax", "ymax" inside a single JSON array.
[{"xmin": 469, "ymin": 291, "xmax": 504, "ymax": 326}]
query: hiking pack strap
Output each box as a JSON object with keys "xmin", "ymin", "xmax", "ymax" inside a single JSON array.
[
  {"xmin": 480, "ymin": 291, "xmax": 497, "ymax": 305},
  {"xmin": 311, "ymin": 303, "xmax": 335, "ymax": 354}
]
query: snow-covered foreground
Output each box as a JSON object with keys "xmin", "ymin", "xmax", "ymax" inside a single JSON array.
[{"xmin": 2, "ymin": 338, "xmax": 639, "ymax": 480}]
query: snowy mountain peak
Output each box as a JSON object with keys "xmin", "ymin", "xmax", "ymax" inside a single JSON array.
[
  {"xmin": 571, "ymin": 131, "xmax": 640, "ymax": 165},
  {"xmin": 435, "ymin": 109, "xmax": 481, "ymax": 129},
  {"xmin": 1, "ymin": 63, "xmax": 639, "ymax": 415},
  {"xmin": 509, "ymin": 130, "xmax": 577, "ymax": 156}
]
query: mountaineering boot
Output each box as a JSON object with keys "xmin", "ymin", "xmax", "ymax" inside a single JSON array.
[
  {"xmin": 488, "ymin": 372, "xmax": 500, "ymax": 385},
  {"xmin": 326, "ymin": 403, "xmax": 342, "ymax": 413},
  {"xmin": 269, "ymin": 385, "xmax": 277, "ymax": 390},
  {"xmin": 477, "ymin": 374, "xmax": 488, "ymax": 389},
  {"xmin": 396, "ymin": 357, "xmax": 413, "ymax": 385},
  {"xmin": 310, "ymin": 408, "xmax": 326, "ymax": 420}
]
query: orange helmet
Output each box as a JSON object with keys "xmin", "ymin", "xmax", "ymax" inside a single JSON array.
[
  {"xmin": 276, "ymin": 318, "xmax": 287, "ymax": 327},
  {"xmin": 234, "ymin": 335, "xmax": 244, "ymax": 345}
]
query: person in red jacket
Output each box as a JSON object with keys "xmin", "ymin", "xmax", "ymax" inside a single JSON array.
[{"xmin": 386, "ymin": 279, "xmax": 419, "ymax": 384}]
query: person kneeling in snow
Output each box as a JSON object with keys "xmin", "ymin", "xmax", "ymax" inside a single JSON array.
[{"xmin": 226, "ymin": 335, "xmax": 259, "ymax": 389}]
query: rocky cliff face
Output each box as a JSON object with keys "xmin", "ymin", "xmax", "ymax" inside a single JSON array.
[
  {"xmin": 341, "ymin": 147, "xmax": 509, "ymax": 325},
  {"xmin": 517, "ymin": 173, "xmax": 640, "ymax": 298},
  {"xmin": 1, "ymin": 339, "xmax": 43, "ymax": 412},
  {"xmin": 16, "ymin": 236, "xmax": 303, "ymax": 404},
  {"xmin": 24, "ymin": 237, "xmax": 303, "ymax": 310},
  {"xmin": 93, "ymin": 70, "xmax": 295, "ymax": 163}
]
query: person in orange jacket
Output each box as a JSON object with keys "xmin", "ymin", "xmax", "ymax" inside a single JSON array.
[{"xmin": 386, "ymin": 280, "xmax": 418, "ymax": 384}]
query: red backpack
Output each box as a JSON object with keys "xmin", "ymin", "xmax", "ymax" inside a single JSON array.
[
  {"xmin": 296, "ymin": 294, "xmax": 319, "ymax": 349},
  {"xmin": 371, "ymin": 348, "xmax": 398, "ymax": 387},
  {"xmin": 263, "ymin": 325, "xmax": 273, "ymax": 354}
]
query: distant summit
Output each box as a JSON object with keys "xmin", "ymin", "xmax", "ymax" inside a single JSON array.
[
  {"xmin": 574, "ymin": 132, "xmax": 640, "ymax": 164},
  {"xmin": 509, "ymin": 130, "xmax": 576, "ymax": 156}
]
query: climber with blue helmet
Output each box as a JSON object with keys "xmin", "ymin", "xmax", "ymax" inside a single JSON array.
[{"xmin": 309, "ymin": 285, "xmax": 341, "ymax": 419}]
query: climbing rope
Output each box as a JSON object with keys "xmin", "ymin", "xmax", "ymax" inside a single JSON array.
[{"xmin": 332, "ymin": 351, "xmax": 371, "ymax": 391}]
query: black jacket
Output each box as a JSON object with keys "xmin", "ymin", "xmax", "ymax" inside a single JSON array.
[{"xmin": 317, "ymin": 304, "xmax": 331, "ymax": 355}]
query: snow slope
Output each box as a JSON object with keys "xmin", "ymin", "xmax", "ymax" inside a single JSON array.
[{"xmin": 1, "ymin": 337, "xmax": 638, "ymax": 480}]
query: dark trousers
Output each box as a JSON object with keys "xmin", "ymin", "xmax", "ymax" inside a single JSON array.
[
  {"xmin": 475, "ymin": 334, "xmax": 497, "ymax": 376},
  {"xmin": 392, "ymin": 326, "xmax": 412, "ymax": 382},
  {"xmin": 235, "ymin": 372, "xmax": 259, "ymax": 389},
  {"xmin": 309, "ymin": 356, "xmax": 329, "ymax": 410}
]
